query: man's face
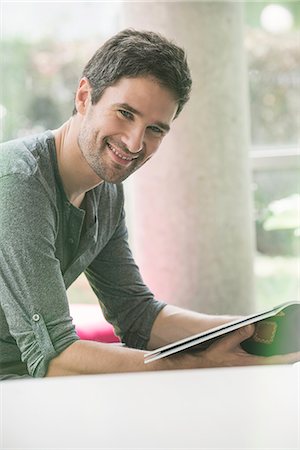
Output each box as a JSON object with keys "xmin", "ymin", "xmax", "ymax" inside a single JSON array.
[{"xmin": 76, "ymin": 76, "xmax": 178, "ymax": 184}]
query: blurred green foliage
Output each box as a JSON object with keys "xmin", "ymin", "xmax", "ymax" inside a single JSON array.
[
  {"xmin": 246, "ymin": 28, "xmax": 299, "ymax": 145},
  {"xmin": 254, "ymin": 253, "xmax": 299, "ymax": 308},
  {"xmin": 254, "ymin": 169, "xmax": 299, "ymax": 256},
  {"xmin": 263, "ymin": 194, "xmax": 300, "ymax": 233},
  {"xmin": 1, "ymin": 38, "xmax": 84, "ymax": 140},
  {"xmin": 1, "ymin": 40, "xmax": 32, "ymax": 139}
]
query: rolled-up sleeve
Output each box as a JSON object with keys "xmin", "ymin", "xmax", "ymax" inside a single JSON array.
[
  {"xmin": 0, "ymin": 174, "xmax": 79, "ymax": 377},
  {"xmin": 85, "ymin": 208, "xmax": 166, "ymax": 350}
]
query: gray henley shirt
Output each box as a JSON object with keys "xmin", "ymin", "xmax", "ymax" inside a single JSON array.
[{"xmin": 0, "ymin": 130, "xmax": 165, "ymax": 379}]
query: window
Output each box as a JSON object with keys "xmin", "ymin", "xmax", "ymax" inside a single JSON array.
[{"xmin": 245, "ymin": 2, "xmax": 299, "ymax": 308}]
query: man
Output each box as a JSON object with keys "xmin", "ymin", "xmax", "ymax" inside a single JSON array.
[{"xmin": 0, "ymin": 29, "xmax": 298, "ymax": 379}]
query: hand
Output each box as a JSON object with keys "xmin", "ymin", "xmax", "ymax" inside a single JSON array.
[{"xmin": 166, "ymin": 324, "xmax": 300, "ymax": 370}]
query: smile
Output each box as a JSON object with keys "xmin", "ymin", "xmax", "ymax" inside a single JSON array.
[{"xmin": 107, "ymin": 142, "xmax": 137, "ymax": 161}]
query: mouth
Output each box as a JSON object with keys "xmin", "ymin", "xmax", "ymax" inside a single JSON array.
[{"xmin": 106, "ymin": 141, "xmax": 138, "ymax": 166}]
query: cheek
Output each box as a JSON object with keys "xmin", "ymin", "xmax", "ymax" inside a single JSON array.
[
  {"xmin": 146, "ymin": 138, "xmax": 162, "ymax": 157},
  {"xmin": 82, "ymin": 121, "xmax": 102, "ymax": 146}
]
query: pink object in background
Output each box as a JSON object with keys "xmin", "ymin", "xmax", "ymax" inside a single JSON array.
[{"xmin": 69, "ymin": 303, "xmax": 120, "ymax": 343}]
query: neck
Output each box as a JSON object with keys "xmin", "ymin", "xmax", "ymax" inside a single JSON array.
[{"xmin": 52, "ymin": 117, "xmax": 103, "ymax": 206}]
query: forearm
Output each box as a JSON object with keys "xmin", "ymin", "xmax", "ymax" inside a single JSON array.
[
  {"xmin": 45, "ymin": 306, "xmax": 232, "ymax": 377},
  {"xmin": 46, "ymin": 313, "xmax": 300, "ymax": 377},
  {"xmin": 46, "ymin": 339, "xmax": 171, "ymax": 377},
  {"xmin": 148, "ymin": 304, "xmax": 236, "ymax": 350}
]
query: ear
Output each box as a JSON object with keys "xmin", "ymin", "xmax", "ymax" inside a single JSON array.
[{"xmin": 75, "ymin": 77, "xmax": 91, "ymax": 115}]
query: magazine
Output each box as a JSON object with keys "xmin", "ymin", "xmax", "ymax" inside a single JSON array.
[{"xmin": 144, "ymin": 301, "xmax": 300, "ymax": 364}]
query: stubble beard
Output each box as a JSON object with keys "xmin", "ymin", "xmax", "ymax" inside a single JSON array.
[{"xmin": 77, "ymin": 131, "xmax": 141, "ymax": 184}]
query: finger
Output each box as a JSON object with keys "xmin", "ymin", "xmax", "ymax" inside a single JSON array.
[
  {"xmin": 260, "ymin": 351, "xmax": 300, "ymax": 366},
  {"xmin": 213, "ymin": 324, "xmax": 255, "ymax": 352},
  {"xmin": 234, "ymin": 350, "xmax": 300, "ymax": 367}
]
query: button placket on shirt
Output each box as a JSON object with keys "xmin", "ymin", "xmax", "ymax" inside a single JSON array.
[{"xmin": 64, "ymin": 202, "xmax": 75, "ymax": 246}]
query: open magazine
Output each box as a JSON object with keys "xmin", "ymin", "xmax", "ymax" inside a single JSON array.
[{"xmin": 144, "ymin": 301, "xmax": 300, "ymax": 364}]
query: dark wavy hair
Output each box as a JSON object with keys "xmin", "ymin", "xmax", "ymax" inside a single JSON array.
[{"xmin": 73, "ymin": 28, "xmax": 192, "ymax": 119}]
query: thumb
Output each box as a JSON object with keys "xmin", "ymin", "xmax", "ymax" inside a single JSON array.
[{"xmin": 219, "ymin": 324, "xmax": 255, "ymax": 351}]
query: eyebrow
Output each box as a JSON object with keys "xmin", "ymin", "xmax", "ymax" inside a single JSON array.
[{"xmin": 115, "ymin": 103, "xmax": 171, "ymax": 133}]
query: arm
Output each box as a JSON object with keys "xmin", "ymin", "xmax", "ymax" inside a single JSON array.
[
  {"xmin": 45, "ymin": 311, "xmax": 245, "ymax": 376},
  {"xmin": 46, "ymin": 340, "xmax": 163, "ymax": 376},
  {"xmin": 0, "ymin": 173, "xmax": 79, "ymax": 377},
  {"xmin": 84, "ymin": 206, "xmax": 166, "ymax": 350},
  {"xmin": 147, "ymin": 304, "xmax": 236, "ymax": 349},
  {"xmin": 46, "ymin": 304, "xmax": 300, "ymax": 376}
]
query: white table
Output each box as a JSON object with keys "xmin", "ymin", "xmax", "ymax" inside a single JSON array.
[{"xmin": 1, "ymin": 364, "xmax": 299, "ymax": 449}]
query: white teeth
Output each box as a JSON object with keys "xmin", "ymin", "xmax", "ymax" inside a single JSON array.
[{"xmin": 107, "ymin": 142, "xmax": 134, "ymax": 161}]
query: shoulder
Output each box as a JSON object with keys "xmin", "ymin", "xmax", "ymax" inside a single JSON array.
[{"xmin": 0, "ymin": 131, "xmax": 53, "ymax": 178}]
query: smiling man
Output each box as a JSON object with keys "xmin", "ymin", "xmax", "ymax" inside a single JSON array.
[{"xmin": 0, "ymin": 29, "xmax": 299, "ymax": 379}]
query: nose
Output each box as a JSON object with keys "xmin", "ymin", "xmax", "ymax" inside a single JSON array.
[{"xmin": 123, "ymin": 126, "xmax": 145, "ymax": 154}]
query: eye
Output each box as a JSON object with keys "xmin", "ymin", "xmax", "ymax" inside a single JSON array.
[
  {"xmin": 118, "ymin": 109, "xmax": 133, "ymax": 120},
  {"xmin": 148, "ymin": 125, "xmax": 164, "ymax": 135}
]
